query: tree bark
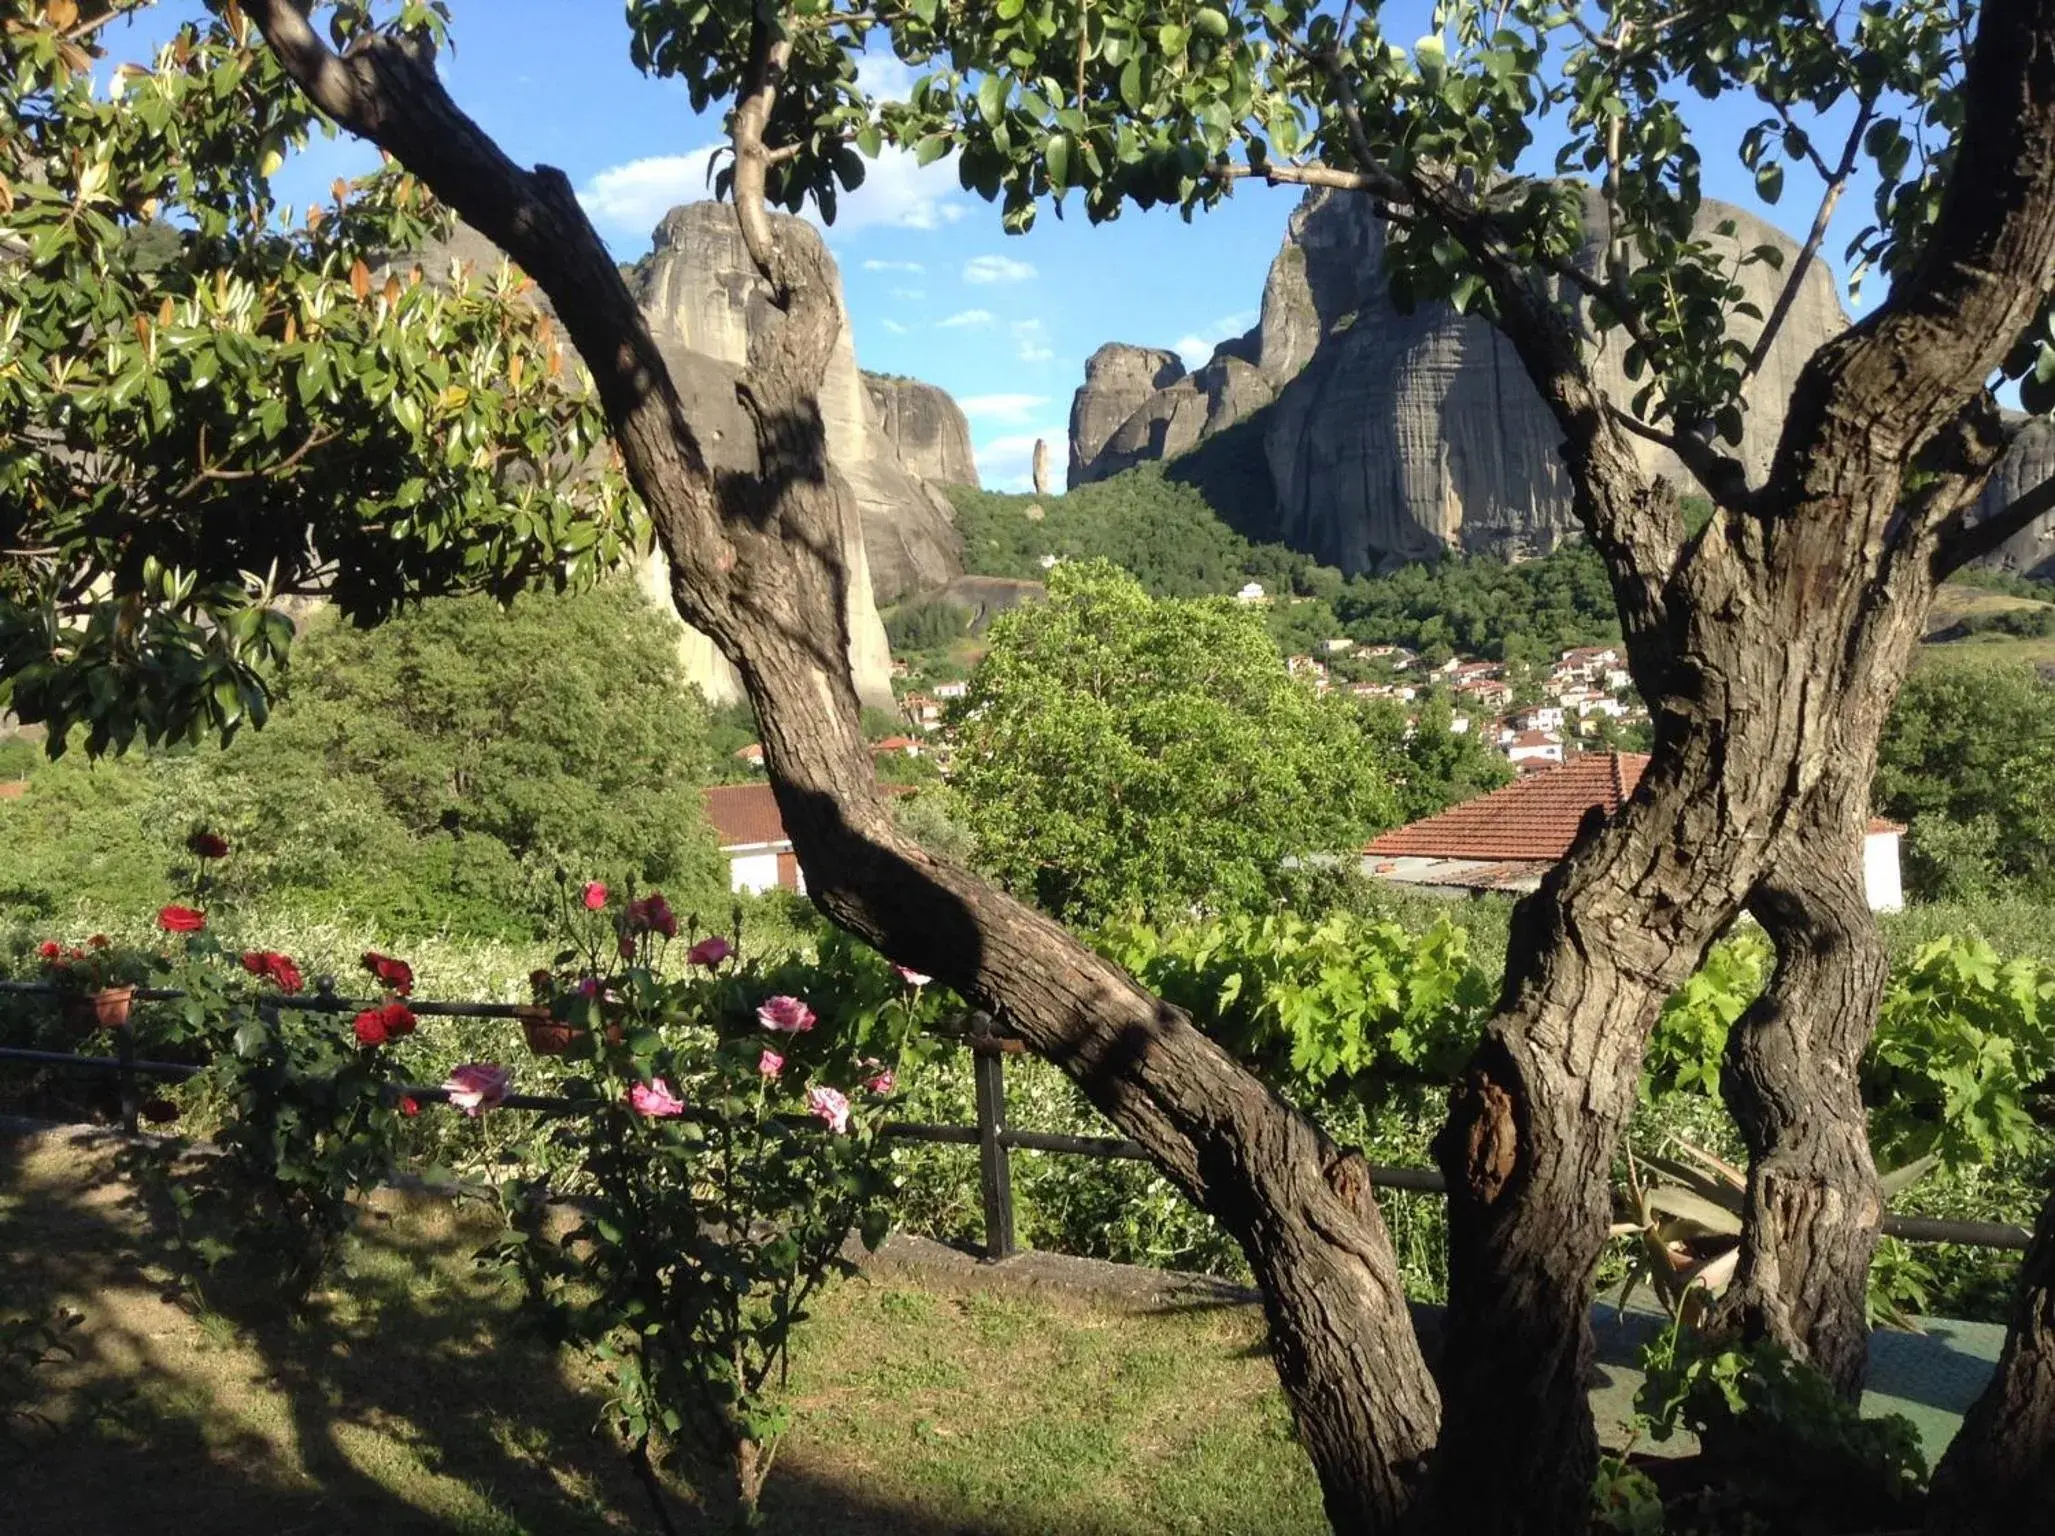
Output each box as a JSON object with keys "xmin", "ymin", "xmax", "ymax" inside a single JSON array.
[
  {"xmin": 1709, "ymin": 804, "xmax": 1888, "ymax": 1401},
  {"xmin": 1924, "ymin": 1185, "xmax": 2055, "ymax": 1534}
]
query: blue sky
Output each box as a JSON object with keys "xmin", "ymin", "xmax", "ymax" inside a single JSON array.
[{"xmin": 115, "ymin": 3, "xmax": 1897, "ymax": 489}]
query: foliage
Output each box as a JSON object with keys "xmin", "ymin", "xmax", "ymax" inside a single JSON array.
[
  {"xmin": 489, "ymin": 904, "xmax": 931, "ymax": 1523},
  {"xmin": 0, "ymin": 1, "xmax": 637, "ymax": 755},
  {"xmin": 1100, "ymin": 908, "xmax": 1495, "ymax": 1109},
  {"xmin": 882, "ymin": 595, "xmax": 976, "ymax": 653},
  {"xmin": 136, "ymin": 925, "xmax": 418, "ymax": 1311},
  {"xmin": 1867, "ymin": 937, "xmax": 2055, "ymax": 1169},
  {"xmin": 0, "ymin": 582, "xmax": 727, "ymax": 941},
  {"xmin": 1877, "ymin": 660, "xmax": 2055, "ymax": 903},
  {"xmin": 949, "ymin": 561, "xmax": 1406, "ymax": 924},
  {"xmin": 1633, "ymin": 1329, "xmax": 1928, "ymax": 1534},
  {"xmin": 948, "ymin": 466, "xmax": 1319, "ymax": 601},
  {"xmin": 0, "ymin": 1306, "xmax": 83, "ymax": 1447},
  {"xmin": 1332, "ymin": 541, "xmax": 1623, "ymax": 667}
]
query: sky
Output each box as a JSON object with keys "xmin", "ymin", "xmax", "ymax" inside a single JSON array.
[{"xmin": 111, "ymin": 3, "xmax": 1900, "ymax": 490}]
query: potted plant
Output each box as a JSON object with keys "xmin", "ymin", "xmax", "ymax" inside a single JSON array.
[{"xmin": 36, "ymin": 936, "xmax": 167, "ymax": 1032}]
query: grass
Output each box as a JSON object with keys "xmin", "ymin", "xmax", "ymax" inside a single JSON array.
[{"xmin": 0, "ymin": 1130, "xmax": 1325, "ymax": 1536}]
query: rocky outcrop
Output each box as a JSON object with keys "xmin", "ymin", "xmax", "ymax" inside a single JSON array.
[
  {"xmin": 1068, "ymin": 344, "xmax": 1186, "ymax": 485},
  {"xmin": 864, "ymin": 373, "xmax": 979, "ymax": 488},
  {"xmin": 1067, "ymin": 183, "xmax": 2053, "ymax": 576},
  {"xmin": 634, "ymin": 205, "xmax": 963, "ymax": 610},
  {"xmin": 1966, "ymin": 416, "xmax": 2055, "ymax": 578}
]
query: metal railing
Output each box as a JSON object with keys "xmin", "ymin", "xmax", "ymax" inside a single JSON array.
[{"xmin": 0, "ymin": 979, "xmax": 2035, "ymax": 1258}]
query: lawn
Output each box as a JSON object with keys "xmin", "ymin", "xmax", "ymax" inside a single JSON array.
[{"xmin": 0, "ymin": 1128, "xmax": 1326, "ymax": 1536}]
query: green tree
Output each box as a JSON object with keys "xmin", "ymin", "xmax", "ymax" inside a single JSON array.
[
  {"xmin": 1878, "ymin": 661, "xmax": 2055, "ymax": 903},
  {"xmin": 0, "ymin": 582, "xmax": 724, "ymax": 939},
  {"xmin": 950, "ymin": 562, "xmax": 1400, "ymax": 924},
  {"xmin": 19, "ymin": 0, "xmax": 2055, "ymax": 1528}
]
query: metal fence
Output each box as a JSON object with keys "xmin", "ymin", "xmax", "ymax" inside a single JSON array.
[{"xmin": 0, "ymin": 978, "xmax": 2035, "ymax": 1259}]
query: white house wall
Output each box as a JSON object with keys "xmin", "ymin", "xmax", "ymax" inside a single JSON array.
[
  {"xmin": 728, "ymin": 850, "xmax": 782, "ymax": 895},
  {"xmin": 1863, "ymin": 830, "xmax": 1904, "ymax": 913}
]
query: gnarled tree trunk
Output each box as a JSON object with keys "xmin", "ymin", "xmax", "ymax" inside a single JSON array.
[
  {"xmin": 1709, "ymin": 796, "xmax": 1889, "ymax": 1399},
  {"xmin": 1925, "ymin": 1185, "xmax": 2055, "ymax": 1534}
]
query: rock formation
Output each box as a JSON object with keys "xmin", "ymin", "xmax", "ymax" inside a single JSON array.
[
  {"xmin": 632, "ymin": 206, "xmax": 963, "ymax": 611},
  {"xmin": 1966, "ymin": 416, "xmax": 2055, "ymax": 578},
  {"xmin": 1068, "ymin": 183, "xmax": 2055, "ymax": 576},
  {"xmin": 1032, "ymin": 437, "xmax": 1051, "ymax": 496},
  {"xmin": 864, "ymin": 372, "xmax": 980, "ymax": 488}
]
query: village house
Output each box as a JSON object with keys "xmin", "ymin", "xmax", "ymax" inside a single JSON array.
[
  {"xmin": 733, "ymin": 743, "xmax": 764, "ymax": 769},
  {"xmin": 901, "ymin": 692, "xmax": 943, "ymax": 729},
  {"xmin": 1509, "ymin": 705, "xmax": 1566, "ymax": 734},
  {"xmin": 703, "ymin": 782, "xmax": 804, "ymax": 895},
  {"xmin": 1235, "ymin": 581, "xmax": 1267, "ymax": 604},
  {"xmin": 1361, "ymin": 752, "xmax": 1906, "ymax": 909},
  {"xmin": 932, "ymin": 680, "xmax": 970, "ymax": 701},
  {"xmin": 1456, "ymin": 677, "xmax": 1513, "ymax": 709},
  {"xmin": 869, "ymin": 735, "xmax": 922, "ymax": 758},
  {"xmin": 1322, "ymin": 637, "xmax": 1357, "ymax": 654},
  {"xmin": 1555, "ymin": 645, "xmax": 1622, "ymax": 683},
  {"xmin": 1506, "ymin": 729, "xmax": 1565, "ymax": 765}
]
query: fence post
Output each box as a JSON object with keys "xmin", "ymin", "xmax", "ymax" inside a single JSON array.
[
  {"xmin": 115, "ymin": 1018, "xmax": 138, "ymax": 1135},
  {"xmin": 970, "ymin": 1015, "xmax": 1016, "ymax": 1262}
]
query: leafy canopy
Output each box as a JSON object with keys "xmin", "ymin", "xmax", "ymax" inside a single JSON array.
[
  {"xmin": 948, "ymin": 560, "xmax": 1404, "ymax": 924},
  {"xmin": 0, "ymin": 0, "xmax": 636, "ymax": 756}
]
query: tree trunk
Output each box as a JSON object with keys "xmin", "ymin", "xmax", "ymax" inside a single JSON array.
[
  {"xmin": 1924, "ymin": 1185, "xmax": 2055, "ymax": 1534},
  {"xmin": 1709, "ymin": 802, "xmax": 1887, "ymax": 1401}
]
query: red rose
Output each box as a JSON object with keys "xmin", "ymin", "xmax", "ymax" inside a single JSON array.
[
  {"xmin": 240, "ymin": 951, "xmax": 305, "ymax": 994},
  {"xmin": 352, "ymin": 1008, "xmax": 390, "ymax": 1047},
  {"xmin": 361, "ymin": 950, "xmax": 414, "ymax": 996},
  {"xmin": 37, "ymin": 940, "xmax": 60, "ymax": 960},
  {"xmin": 398, "ymin": 1095, "xmax": 420, "ymax": 1118},
  {"xmin": 627, "ymin": 893, "xmax": 677, "ymax": 940},
  {"xmin": 186, "ymin": 831, "xmax": 230, "ymax": 860},
  {"xmin": 376, "ymin": 1001, "xmax": 417, "ymax": 1038},
  {"xmin": 157, "ymin": 905, "xmax": 206, "ymax": 933}
]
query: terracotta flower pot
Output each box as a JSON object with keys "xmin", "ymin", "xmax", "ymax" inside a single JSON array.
[
  {"xmin": 65, "ymin": 985, "xmax": 136, "ymax": 1033},
  {"xmin": 517, "ymin": 1005, "xmax": 624, "ymax": 1056},
  {"xmin": 518, "ymin": 1006, "xmax": 583, "ymax": 1057}
]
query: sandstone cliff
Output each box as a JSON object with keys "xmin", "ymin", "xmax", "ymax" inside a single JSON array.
[
  {"xmin": 864, "ymin": 372, "xmax": 980, "ymax": 487},
  {"xmin": 633, "ymin": 205, "xmax": 964, "ymax": 611},
  {"xmin": 1070, "ymin": 184, "xmax": 2055, "ymax": 577}
]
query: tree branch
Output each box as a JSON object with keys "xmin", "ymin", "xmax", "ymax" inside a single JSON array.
[
  {"xmin": 728, "ymin": 16, "xmax": 794, "ymax": 286},
  {"xmin": 1935, "ymin": 468, "xmax": 2055, "ymax": 574},
  {"xmin": 1739, "ymin": 96, "xmax": 1874, "ymax": 389}
]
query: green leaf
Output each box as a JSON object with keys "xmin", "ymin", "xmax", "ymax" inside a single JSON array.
[
  {"xmin": 1045, "ymin": 133, "xmax": 1072, "ymax": 190},
  {"xmin": 1754, "ymin": 161, "xmax": 1784, "ymax": 204},
  {"xmin": 977, "ymin": 74, "xmax": 1007, "ymax": 125}
]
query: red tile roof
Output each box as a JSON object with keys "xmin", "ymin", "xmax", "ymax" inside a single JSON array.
[
  {"xmin": 1368, "ymin": 752, "xmax": 1902, "ymax": 860},
  {"xmin": 702, "ymin": 780, "xmax": 920, "ymax": 851},
  {"xmin": 703, "ymin": 783, "xmax": 788, "ymax": 849}
]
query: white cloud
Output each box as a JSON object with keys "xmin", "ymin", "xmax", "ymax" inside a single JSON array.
[
  {"xmin": 938, "ymin": 308, "xmax": 996, "ymax": 329},
  {"xmin": 855, "ymin": 53, "xmax": 918, "ymax": 101},
  {"xmin": 963, "ymin": 254, "xmax": 1038, "ymax": 284},
  {"xmin": 881, "ymin": 318, "xmax": 910, "ymax": 334},
  {"xmin": 1012, "ymin": 318, "xmax": 1054, "ymax": 363},
  {"xmin": 1172, "ymin": 309, "xmax": 1260, "ymax": 369},
  {"xmin": 976, "ymin": 429, "xmax": 1068, "ymax": 492},
  {"xmin": 578, "ymin": 142, "xmax": 966, "ymax": 244},
  {"xmin": 863, "ymin": 259, "xmax": 926, "ymax": 273},
  {"xmin": 577, "ymin": 149, "xmax": 723, "ymax": 238},
  {"xmin": 892, "ymin": 286, "xmax": 927, "ymax": 301},
  {"xmin": 959, "ymin": 394, "xmax": 1050, "ymax": 425}
]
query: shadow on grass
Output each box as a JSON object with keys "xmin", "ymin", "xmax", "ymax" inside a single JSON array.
[{"xmin": 2, "ymin": 1126, "xmax": 1223, "ymax": 1535}]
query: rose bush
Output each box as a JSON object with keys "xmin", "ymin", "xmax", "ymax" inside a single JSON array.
[{"xmin": 491, "ymin": 904, "xmax": 945, "ymax": 1526}]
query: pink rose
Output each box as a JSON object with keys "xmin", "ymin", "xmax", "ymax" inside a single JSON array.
[
  {"xmin": 443, "ymin": 1063, "xmax": 511, "ymax": 1117},
  {"xmin": 687, "ymin": 935, "xmax": 733, "ymax": 968},
  {"xmin": 627, "ymin": 1077, "xmax": 686, "ymax": 1118},
  {"xmin": 805, "ymin": 1084, "xmax": 851, "ymax": 1134},
  {"xmin": 757, "ymin": 1049, "xmax": 785, "ymax": 1079},
  {"xmin": 864, "ymin": 1068, "xmax": 896, "ymax": 1095},
  {"xmin": 756, "ymin": 995, "xmax": 816, "ymax": 1034},
  {"xmin": 582, "ymin": 880, "xmax": 608, "ymax": 910},
  {"xmin": 893, "ymin": 965, "xmax": 933, "ymax": 988}
]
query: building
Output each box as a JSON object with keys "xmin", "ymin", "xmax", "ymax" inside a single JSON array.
[
  {"xmin": 703, "ymin": 782, "xmax": 803, "ymax": 895},
  {"xmin": 702, "ymin": 780, "xmax": 922, "ymax": 897},
  {"xmin": 870, "ymin": 735, "xmax": 922, "ymax": 758},
  {"xmin": 1506, "ymin": 729, "xmax": 1565, "ymax": 765},
  {"xmin": 1235, "ymin": 581, "xmax": 1267, "ymax": 604},
  {"xmin": 1360, "ymin": 752, "xmax": 1906, "ymax": 909},
  {"xmin": 733, "ymin": 743, "xmax": 765, "ymax": 769}
]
